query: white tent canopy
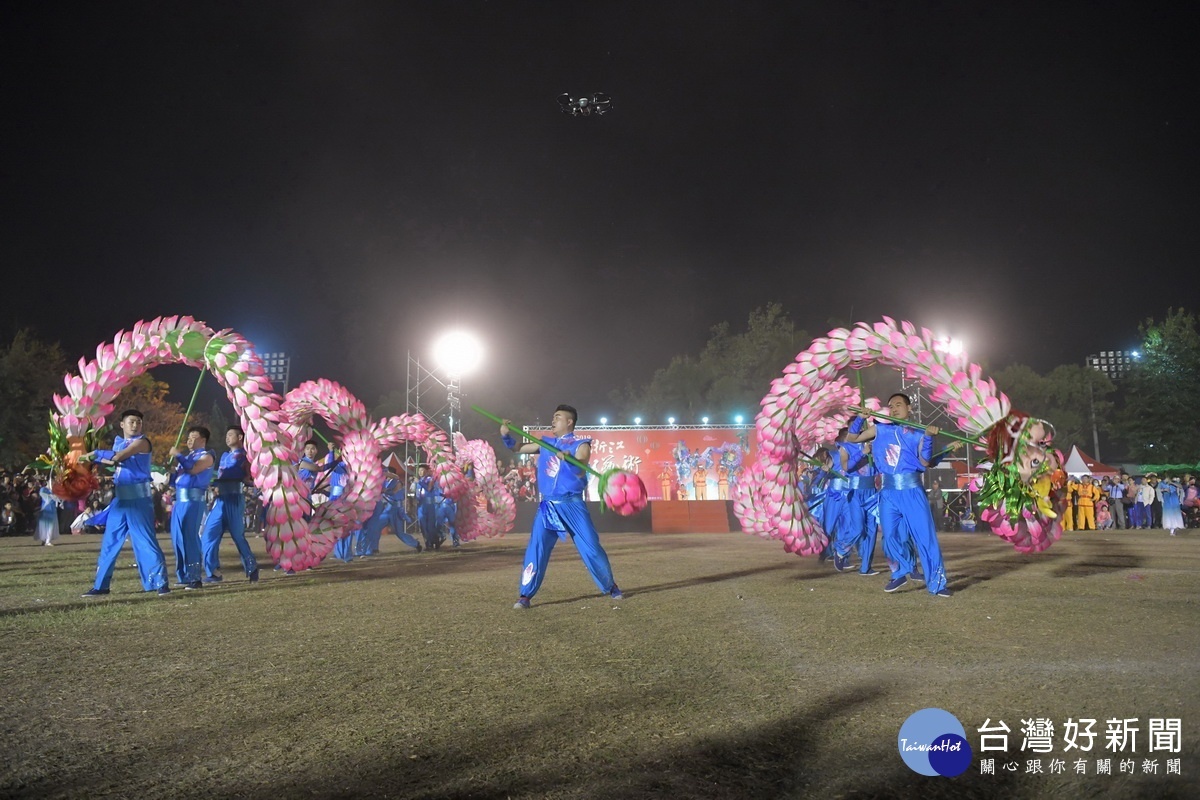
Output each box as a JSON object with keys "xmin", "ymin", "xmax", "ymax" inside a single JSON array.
[{"xmin": 1062, "ymin": 445, "xmax": 1120, "ymax": 478}]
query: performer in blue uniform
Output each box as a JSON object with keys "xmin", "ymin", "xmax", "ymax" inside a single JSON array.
[
  {"xmin": 415, "ymin": 465, "xmax": 442, "ymax": 550},
  {"xmin": 803, "ymin": 450, "xmax": 836, "ymax": 562},
  {"xmin": 386, "ymin": 476, "xmax": 420, "ymax": 551},
  {"xmin": 81, "ymin": 409, "xmax": 171, "ymax": 596},
  {"xmin": 324, "ymin": 445, "xmax": 358, "ymax": 563},
  {"xmin": 437, "ymin": 493, "xmax": 460, "ymax": 548},
  {"xmin": 297, "ymin": 440, "xmax": 334, "ymax": 502},
  {"xmin": 831, "ymin": 423, "xmax": 882, "ymax": 576},
  {"xmin": 168, "ymin": 425, "xmax": 214, "ymax": 589},
  {"xmin": 357, "ymin": 469, "xmax": 420, "ymax": 554},
  {"xmin": 200, "ymin": 426, "xmax": 259, "ymax": 583},
  {"xmin": 846, "ymin": 394, "xmax": 950, "ymax": 597},
  {"xmin": 502, "ymin": 404, "xmax": 622, "ymax": 609}
]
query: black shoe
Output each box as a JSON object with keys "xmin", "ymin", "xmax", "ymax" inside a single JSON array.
[
  {"xmin": 184, "ymin": 581, "xmax": 203, "ymax": 590},
  {"xmin": 81, "ymin": 588, "xmax": 110, "ymax": 597},
  {"xmin": 248, "ymin": 568, "xmax": 260, "ymax": 584},
  {"xmin": 156, "ymin": 585, "xmax": 171, "ymax": 596}
]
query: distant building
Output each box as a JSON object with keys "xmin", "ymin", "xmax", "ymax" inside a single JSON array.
[{"xmin": 1086, "ymin": 350, "xmax": 1139, "ymax": 381}]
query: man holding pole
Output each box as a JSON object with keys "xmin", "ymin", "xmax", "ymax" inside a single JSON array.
[
  {"xmin": 200, "ymin": 426, "xmax": 259, "ymax": 583},
  {"xmin": 846, "ymin": 393, "xmax": 951, "ymax": 598},
  {"xmin": 500, "ymin": 404, "xmax": 622, "ymax": 609},
  {"xmin": 168, "ymin": 425, "xmax": 214, "ymax": 589},
  {"xmin": 81, "ymin": 409, "xmax": 171, "ymax": 596}
]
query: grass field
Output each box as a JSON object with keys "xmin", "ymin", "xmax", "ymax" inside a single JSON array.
[{"xmin": 1, "ymin": 526, "xmax": 1197, "ymax": 799}]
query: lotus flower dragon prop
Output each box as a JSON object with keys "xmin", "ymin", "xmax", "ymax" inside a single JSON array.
[
  {"xmin": 451, "ymin": 432, "xmax": 517, "ymax": 541},
  {"xmin": 734, "ymin": 317, "xmax": 1063, "ymax": 555},
  {"xmin": 50, "ymin": 316, "xmax": 486, "ymax": 571}
]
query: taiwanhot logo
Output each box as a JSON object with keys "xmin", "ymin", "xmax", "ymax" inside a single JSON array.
[{"xmin": 897, "ymin": 708, "xmax": 973, "ymax": 777}]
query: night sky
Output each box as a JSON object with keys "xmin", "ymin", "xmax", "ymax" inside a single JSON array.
[{"xmin": 4, "ymin": 2, "xmax": 1196, "ymax": 423}]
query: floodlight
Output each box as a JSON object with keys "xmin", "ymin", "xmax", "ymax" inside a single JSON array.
[{"xmin": 432, "ymin": 331, "xmax": 484, "ymax": 376}]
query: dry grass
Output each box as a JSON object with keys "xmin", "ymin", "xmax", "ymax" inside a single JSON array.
[{"xmin": 1, "ymin": 527, "xmax": 1197, "ymax": 799}]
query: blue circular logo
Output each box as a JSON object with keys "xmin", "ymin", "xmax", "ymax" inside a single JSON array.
[{"xmin": 898, "ymin": 708, "xmax": 973, "ymax": 777}]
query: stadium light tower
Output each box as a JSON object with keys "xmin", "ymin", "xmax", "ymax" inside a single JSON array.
[
  {"xmin": 432, "ymin": 331, "xmax": 484, "ymax": 436},
  {"xmin": 406, "ymin": 331, "xmax": 485, "ymax": 468}
]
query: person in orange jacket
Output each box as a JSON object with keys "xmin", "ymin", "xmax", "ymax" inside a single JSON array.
[
  {"xmin": 1075, "ymin": 475, "xmax": 1101, "ymax": 530},
  {"xmin": 1062, "ymin": 478, "xmax": 1080, "ymax": 530}
]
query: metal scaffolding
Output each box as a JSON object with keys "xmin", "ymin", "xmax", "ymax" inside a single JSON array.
[{"xmin": 402, "ymin": 350, "xmax": 458, "ymax": 469}]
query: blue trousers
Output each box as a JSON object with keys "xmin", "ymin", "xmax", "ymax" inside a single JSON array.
[
  {"xmin": 92, "ymin": 496, "xmax": 168, "ymax": 591},
  {"xmin": 832, "ymin": 488, "xmax": 880, "ymax": 573},
  {"xmin": 879, "ymin": 486, "xmax": 947, "ymax": 593},
  {"xmin": 387, "ymin": 507, "xmax": 421, "ymax": 550},
  {"xmin": 820, "ymin": 490, "xmax": 846, "ymax": 558},
  {"xmin": 201, "ymin": 494, "xmax": 258, "ymax": 577},
  {"xmin": 169, "ymin": 500, "xmax": 205, "ymax": 584},
  {"xmin": 356, "ymin": 501, "xmax": 396, "ymax": 556},
  {"xmin": 417, "ymin": 503, "xmax": 439, "ymax": 548},
  {"xmin": 333, "ymin": 530, "xmax": 357, "ymax": 562},
  {"xmin": 518, "ymin": 498, "xmax": 616, "ymax": 599},
  {"xmin": 438, "ymin": 500, "xmax": 459, "ymax": 545}
]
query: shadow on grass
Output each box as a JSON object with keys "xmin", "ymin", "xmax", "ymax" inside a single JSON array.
[
  {"xmin": 1048, "ymin": 537, "xmax": 1144, "ymax": 578},
  {"xmin": 230, "ymin": 683, "xmax": 1030, "ymax": 800},
  {"xmin": 527, "ymin": 563, "xmax": 799, "ymax": 608}
]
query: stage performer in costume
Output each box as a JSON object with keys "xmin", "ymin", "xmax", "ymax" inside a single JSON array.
[
  {"xmin": 36, "ymin": 481, "xmax": 62, "ymax": 546},
  {"xmin": 846, "ymin": 393, "xmax": 951, "ymax": 597},
  {"xmin": 831, "ymin": 422, "xmax": 881, "ymax": 576},
  {"xmin": 81, "ymin": 409, "xmax": 171, "ymax": 596},
  {"xmin": 502, "ymin": 404, "xmax": 622, "ymax": 609},
  {"xmin": 1161, "ymin": 478, "xmax": 1184, "ymax": 535},
  {"xmin": 200, "ymin": 426, "xmax": 259, "ymax": 583},
  {"xmin": 168, "ymin": 425, "xmax": 214, "ymax": 589}
]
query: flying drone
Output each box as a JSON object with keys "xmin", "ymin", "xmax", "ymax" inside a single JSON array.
[{"xmin": 557, "ymin": 92, "xmax": 612, "ymax": 116}]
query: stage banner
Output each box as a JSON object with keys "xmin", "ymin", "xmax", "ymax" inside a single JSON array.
[{"xmin": 562, "ymin": 426, "xmax": 757, "ymax": 502}]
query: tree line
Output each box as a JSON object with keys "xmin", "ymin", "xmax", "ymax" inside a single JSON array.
[{"xmin": 2, "ymin": 308, "xmax": 1196, "ymax": 469}]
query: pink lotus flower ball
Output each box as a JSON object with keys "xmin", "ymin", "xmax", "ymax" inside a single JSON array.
[{"xmin": 602, "ymin": 470, "xmax": 648, "ymax": 516}]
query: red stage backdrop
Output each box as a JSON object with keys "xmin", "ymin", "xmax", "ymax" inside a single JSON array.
[{"xmin": 527, "ymin": 426, "xmax": 757, "ymax": 502}]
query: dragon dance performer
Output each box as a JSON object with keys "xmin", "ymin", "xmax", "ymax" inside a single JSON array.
[
  {"xmin": 168, "ymin": 425, "xmax": 214, "ymax": 589},
  {"xmin": 81, "ymin": 409, "xmax": 171, "ymax": 596},
  {"xmin": 324, "ymin": 444, "xmax": 360, "ymax": 563},
  {"xmin": 502, "ymin": 404, "xmax": 622, "ymax": 609},
  {"xmin": 357, "ymin": 468, "xmax": 420, "ymax": 555},
  {"xmin": 830, "ymin": 423, "xmax": 882, "ymax": 576},
  {"xmin": 846, "ymin": 393, "xmax": 951, "ymax": 598},
  {"xmin": 200, "ymin": 426, "xmax": 259, "ymax": 583},
  {"xmin": 802, "ymin": 450, "xmax": 836, "ymax": 563},
  {"xmin": 415, "ymin": 464, "xmax": 458, "ymax": 550},
  {"xmin": 384, "ymin": 472, "xmax": 420, "ymax": 551}
]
